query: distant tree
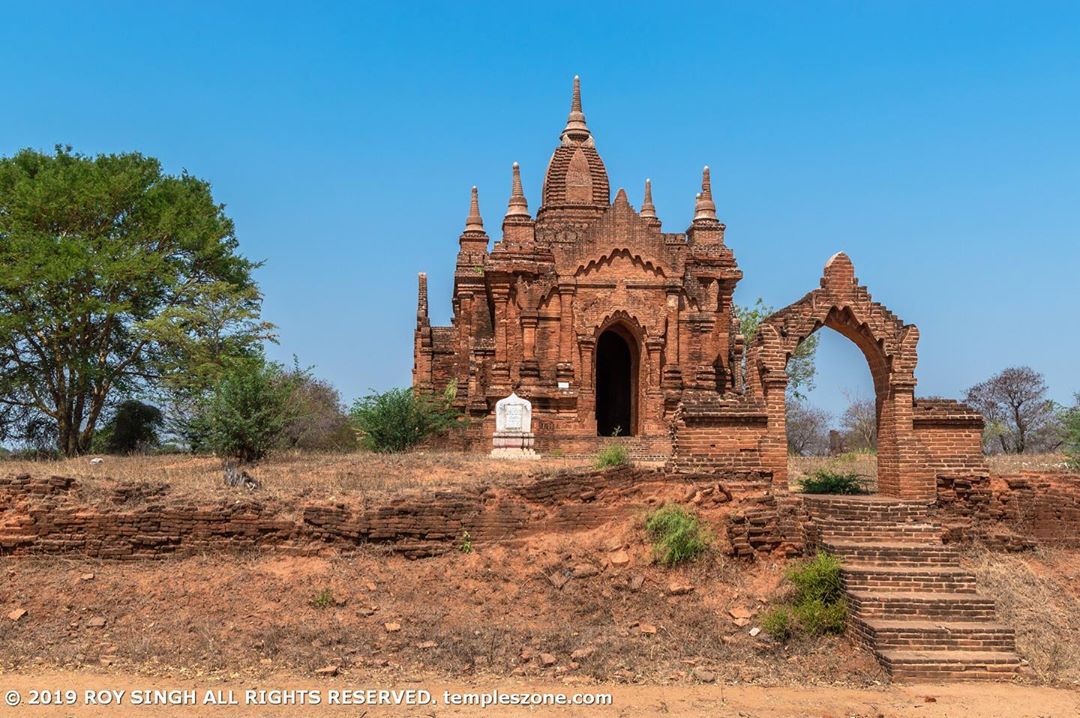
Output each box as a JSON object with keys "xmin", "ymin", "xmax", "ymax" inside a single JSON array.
[
  {"xmin": 92, "ymin": 400, "xmax": 164, "ymax": 454},
  {"xmin": 840, "ymin": 394, "xmax": 878, "ymax": 451},
  {"xmin": 0, "ymin": 146, "xmax": 267, "ymax": 456},
  {"xmin": 1063, "ymin": 394, "xmax": 1080, "ymax": 467},
  {"xmin": 737, "ymin": 299, "xmax": 819, "ymax": 399},
  {"xmin": 965, "ymin": 367, "xmax": 1058, "ymax": 454},
  {"xmin": 786, "ymin": 400, "xmax": 831, "ymax": 456},
  {"xmin": 349, "ymin": 385, "xmax": 461, "ymax": 453},
  {"xmin": 196, "ymin": 359, "xmax": 295, "ymax": 463},
  {"xmin": 278, "ymin": 361, "xmax": 357, "ymax": 452}
]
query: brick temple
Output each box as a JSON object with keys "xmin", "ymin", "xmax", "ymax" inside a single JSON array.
[{"xmin": 414, "ymin": 77, "xmax": 986, "ymax": 502}]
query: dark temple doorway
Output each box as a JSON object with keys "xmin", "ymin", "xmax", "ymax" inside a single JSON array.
[{"xmin": 595, "ymin": 327, "xmax": 636, "ymax": 437}]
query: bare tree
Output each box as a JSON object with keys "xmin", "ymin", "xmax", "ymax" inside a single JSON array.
[
  {"xmin": 965, "ymin": 367, "xmax": 1057, "ymax": 454},
  {"xmin": 840, "ymin": 393, "xmax": 878, "ymax": 451},
  {"xmin": 786, "ymin": 400, "xmax": 831, "ymax": 456}
]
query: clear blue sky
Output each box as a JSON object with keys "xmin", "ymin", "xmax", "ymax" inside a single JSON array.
[{"xmin": 3, "ymin": 1, "xmax": 1078, "ymax": 421}]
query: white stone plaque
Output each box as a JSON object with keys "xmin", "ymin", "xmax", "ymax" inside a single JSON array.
[{"xmin": 495, "ymin": 392, "xmax": 532, "ymax": 434}]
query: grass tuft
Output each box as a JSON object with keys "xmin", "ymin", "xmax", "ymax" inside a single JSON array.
[{"xmin": 644, "ymin": 504, "xmax": 712, "ymax": 566}]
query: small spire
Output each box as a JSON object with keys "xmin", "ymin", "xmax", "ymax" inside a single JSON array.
[
  {"xmin": 464, "ymin": 185, "xmax": 484, "ymax": 231},
  {"xmin": 693, "ymin": 165, "xmax": 717, "ymax": 222},
  {"xmin": 640, "ymin": 178, "xmax": 657, "ymax": 219},
  {"xmin": 505, "ymin": 162, "xmax": 530, "ymax": 218},
  {"xmin": 417, "ymin": 272, "xmax": 429, "ymax": 322},
  {"xmin": 560, "ymin": 75, "xmax": 592, "ymax": 143}
]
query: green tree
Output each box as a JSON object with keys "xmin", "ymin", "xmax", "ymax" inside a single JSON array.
[
  {"xmin": 736, "ymin": 298, "xmax": 819, "ymax": 399},
  {"xmin": 0, "ymin": 146, "xmax": 267, "ymax": 456},
  {"xmin": 196, "ymin": 359, "xmax": 295, "ymax": 463},
  {"xmin": 349, "ymin": 386, "xmax": 461, "ymax": 453},
  {"xmin": 1064, "ymin": 393, "xmax": 1080, "ymax": 468},
  {"xmin": 92, "ymin": 399, "xmax": 164, "ymax": 454}
]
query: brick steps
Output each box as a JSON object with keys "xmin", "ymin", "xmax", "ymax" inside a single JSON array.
[
  {"xmin": 847, "ymin": 590, "xmax": 997, "ymax": 620},
  {"xmin": 803, "ymin": 494, "xmax": 1024, "ymax": 682},
  {"xmin": 814, "ymin": 521, "xmax": 942, "ymax": 544},
  {"xmin": 842, "ymin": 564, "xmax": 978, "ymax": 593},
  {"xmin": 822, "ymin": 540, "xmax": 959, "ymax": 566},
  {"xmin": 851, "ymin": 617, "xmax": 1016, "ymax": 651},
  {"xmin": 877, "ymin": 650, "xmax": 1024, "ymax": 681}
]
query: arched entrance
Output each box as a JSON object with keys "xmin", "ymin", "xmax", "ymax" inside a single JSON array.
[{"xmin": 595, "ymin": 326, "xmax": 638, "ymax": 436}]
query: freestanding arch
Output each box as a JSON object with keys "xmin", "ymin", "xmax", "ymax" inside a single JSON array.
[{"xmin": 746, "ymin": 253, "xmax": 927, "ymax": 499}]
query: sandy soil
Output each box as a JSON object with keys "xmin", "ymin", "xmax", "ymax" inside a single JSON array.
[{"xmin": 0, "ymin": 671, "xmax": 1075, "ymax": 717}]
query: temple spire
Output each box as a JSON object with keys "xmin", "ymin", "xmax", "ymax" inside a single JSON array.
[
  {"xmin": 505, "ymin": 162, "xmax": 531, "ymax": 218},
  {"xmin": 560, "ymin": 75, "xmax": 592, "ymax": 144},
  {"xmin": 464, "ymin": 186, "xmax": 484, "ymax": 231},
  {"xmin": 693, "ymin": 165, "xmax": 718, "ymax": 222},
  {"xmin": 416, "ymin": 272, "xmax": 429, "ymax": 323},
  {"xmin": 640, "ymin": 178, "xmax": 657, "ymax": 219}
]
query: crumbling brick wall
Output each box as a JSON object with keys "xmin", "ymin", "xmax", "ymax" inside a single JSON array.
[
  {"xmin": 934, "ymin": 472, "xmax": 1080, "ymax": 550},
  {"xmin": 0, "ymin": 468, "xmax": 784, "ymax": 561}
]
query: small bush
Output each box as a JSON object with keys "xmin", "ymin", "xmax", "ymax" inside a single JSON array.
[
  {"xmin": 349, "ymin": 385, "xmax": 461, "ymax": 453},
  {"xmin": 92, "ymin": 400, "xmax": 164, "ymax": 454},
  {"xmin": 595, "ymin": 442, "xmax": 630, "ymax": 469},
  {"xmin": 799, "ymin": 469, "xmax": 867, "ymax": 495},
  {"xmin": 787, "ymin": 550, "xmax": 844, "ymax": 605},
  {"xmin": 196, "ymin": 359, "xmax": 295, "ymax": 463},
  {"xmin": 644, "ymin": 505, "xmax": 712, "ymax": 566},
  {"xmin": 760, "ymin": 606, "xmax": 794, "ymax": 641},
  {"xmin": 459, "ymin": 531, "xmax": 473, "ymax": 554},
  {"xmin": 793, "ymin": 597, "xmax": 848, "ymax": 635},
  {"xmin": 766, "ymin": 551, "xmax": 847, "ymax": 642},
  {"xmin": 310, "ymin": 588, "xmax": 334, "ymax": 609}
]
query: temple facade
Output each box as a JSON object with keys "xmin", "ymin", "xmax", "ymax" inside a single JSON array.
[
  {"xmin": 414, "ymin": 77, "xmax": 987, "ymax": 501},
  {"xmin": 414, "ymin": 77, "xmax": 744, "ymax": 454}
]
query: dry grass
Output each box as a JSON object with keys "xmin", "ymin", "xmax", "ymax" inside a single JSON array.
[
  {"xmin": 788, "ymin": 453, "xmax": 878, "ymax": 492},
  {"xmin": 0, "ymin": 450, "xmax": 1069, "ymax": 504},
  {"xmin": 987, "ymin": 453, "xmax": 1073, "ymax": 474},
  {"xmin": 962, "ymin": 546, "xmax": 1080, "ymax": 686},
  {"xmin": 0, "ymin": 451, "xmax": 588, "ymax": 503}
]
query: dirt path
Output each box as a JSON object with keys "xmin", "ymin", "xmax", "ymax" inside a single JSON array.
[{"xmin": 0, "ymin": 672, "xmax": 1075, "ymax": 717}]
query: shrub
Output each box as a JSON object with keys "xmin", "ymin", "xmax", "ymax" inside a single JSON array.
[
  {"xmin": 278, "ymin": 363, "xmax": 357, "ymax": 452},
  {"xmin": 644, "ymin": 505, "xmax": 712, "ymax": 566},
  {"xmin": 349, "ymin": 385, "xmax": 461, "ymax": 453},
  {"xmin": 760, "ymin": 606, "xmax": 794, "ymax": 641},
  {"xmin": 196, "ymin": 359, "xmax": 295, "ymax": 463},
  {"xmin": 766, "ymin": 551, "xmax": 847, "ymax": 642},
  {"xmin": 92, "ymin": 400, "xmax": 164, "ymax": 454},
  {"xmin": 799, "ymin": 469, "xmax": 867, "ymax": 495},
  {"xmin": 792, "ymin": 597, "xmax": 848, "ymax": 635},
  {"xmin": 595, "ymin": 442, "xmax": 630, "ymax": 469},
  {"xmin": 787, "ymin": 550, "xmax": 845, "ymax": 605},
  {"xmin": 1064, "ymin": 396, "xmax": 1080, "ymax": 469},
  {"xmin": 310, "ymin": 588, "xmax": 334, "ymax": 609}
]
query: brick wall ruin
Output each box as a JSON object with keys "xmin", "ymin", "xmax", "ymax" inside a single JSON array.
[{"xmin": 2, "ymin": 466, "xmax": 1075, "ymax": 562}]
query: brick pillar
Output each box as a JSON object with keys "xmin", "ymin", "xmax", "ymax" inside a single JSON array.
[
  {"xmin": 578, "ymin": 335, "xmax": 596, "ymax": 430},
  {"xmin": 763, "ymin": 377, "xmax": 789, "ymax": 492},
  {"xmin": 557, "ymin": 284, "xmax": 575, "ymax": 382},
  {"xmin": 490, "ymin": 284, "xmax": 511, "ymax": 389},
  {"xmin": 663, "ymin": 287, "xmax": 683, "ymax": 388},
  {"xmin": 520, "ymin": 313, "xmax": 539, "ymax": 380},
  {"xmin": 645, "ymin": 336, "xmax": 665, "ymax": 434}
]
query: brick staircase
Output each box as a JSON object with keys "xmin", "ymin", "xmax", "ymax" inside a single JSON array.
[{"xmin": 803, "ymin": 494, "xmax": 1025, "ymax": 682}]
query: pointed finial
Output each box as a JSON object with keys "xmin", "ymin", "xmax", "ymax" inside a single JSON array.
[
  {"xmin": 464, "ymin": 185, "xmax": 484, "ymax": 231},
  {"xmin": 561, "ymin": 75, "xmax": 592, "ymax": 143},
  {"xmin": 640, "ymin": 178, "xmax": 657, "ymax": 219},
  {"xmin": 417, "ymin": 272, "xmax": 429, "ymax": 321},
  {"xmin": 693, "ymin": 165, "xmax": 717, "ymax": 222},
  {"xmin": 505, "ymin": 162, "xmax": 530, "ymax": 218}
]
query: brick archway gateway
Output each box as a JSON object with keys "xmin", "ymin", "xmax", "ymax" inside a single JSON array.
[{"xmin": 746, "ymin": 253, "xmax": 924, "ymax": 498}]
